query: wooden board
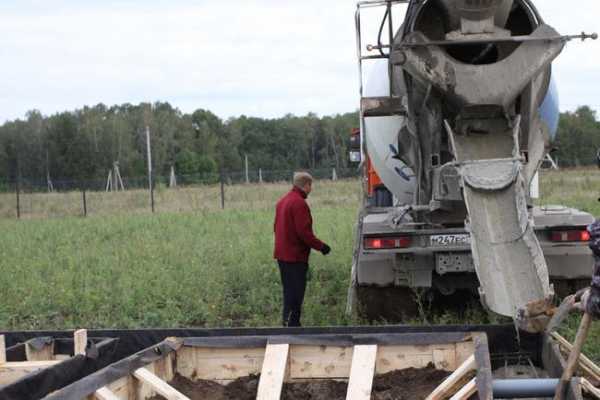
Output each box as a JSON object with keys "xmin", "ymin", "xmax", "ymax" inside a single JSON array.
[
  {"xmin": 551, "ymin": 332, "xmax": 600, "ymax": 381},
  {"xmin": 26, "ymin": 341, "xmax": 54, "ymax": 361},
  {"xmin": 75, "ymin": 329, "xmax": 88, "ymax": 356},
  {"xmin": 449, "ymin": 378, "xmax": 477, "ymax": 400},
  {"xmin": 94, "ymin": 387, "xmax": 121, "ymax": 400},
  {"xmin": 177, "ymin": 341, "xmax": 475, "ymax": 382},
  {"xmin": 289, "ymin": 345, "xmax": 353, "ymax": 379},
  {"xmin": 0, "ymin": 360, "xmax": 61, "ymax": 385},
  {"xmin": 581, "ymin": 378, "xmax": 600, "ymax": 399},
  {"xmin": 90, "ymin": 353, "xmax": 175, "ymax": 400},
  {"xmin": 346, "ymin": 345, "xmax": 378, "ymax": 400},
  {"xmin": 256, "ymin": 344, "xmax": 290, "ymax": 400},
  {"xmin": 177, "ymin": 346, "xmax": 265, "ymax": 382},
  {"xmin": 425, "ymin": 355, "xmax": 476, "ymax": 400},
  {"xmin": 133, "ymin": 367, "xmax": 190, "ymax": 400}
]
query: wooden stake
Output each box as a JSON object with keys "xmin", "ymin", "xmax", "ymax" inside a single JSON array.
[
  {"xmin": 74, "ymin": 329, "xmax": 87, "ymax": 356},
  {"xmin": 0, "ymin": 335, "xmax": 6, "ymax": 364},
  {"xmin": 555, "ymin": 313, "xmax": 592, "ymax": 400},
  {"xmin": 346, "ymin": 345, "xmax": 378, "ymax": 400},
  {"xmin": 256, "ymin": 343, "xmax": 290, "ymax": 400},
  {"xmin": 426, "ymin": 355, "xmax": 476, "ymax": 400},
  {"xmin": 134, "ymin": 367, "xmax": 190, "ymax": 400}
]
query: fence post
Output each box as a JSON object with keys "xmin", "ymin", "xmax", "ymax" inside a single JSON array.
[
  {"xmin": 82, "ymin": 188, "xmax": 87, "ymax": 217},
  {"xmin": 146, "ymin": 126, "xmax": 155, "ymax": 213},
  {"xmin": 15, "ymin": 179, "xmax": 21, "ymax": 219},
  {"xmin": 220, "ymin": 170, "xmax": 225, "ymax": 209}
]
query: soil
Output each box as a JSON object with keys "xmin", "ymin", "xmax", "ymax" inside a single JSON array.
[{"xmin": 149, "ymin": 363, "xmax": 450, "ymax": 400}]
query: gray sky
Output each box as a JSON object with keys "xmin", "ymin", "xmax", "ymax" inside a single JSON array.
[{"xmin": 0, "ymin": 0, "xmax": 599, "ymax": 123}]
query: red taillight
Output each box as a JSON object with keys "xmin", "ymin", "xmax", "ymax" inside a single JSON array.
[
  {"xmin": 364, "ymin": 237, "xmax": 411, "ymax": 250},
  {"xmin": 550, "ymin": 230, "xmax": 590, "ymax": 242}
]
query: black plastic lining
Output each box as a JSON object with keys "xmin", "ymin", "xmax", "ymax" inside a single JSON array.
[
  {"xmin": 44, "ymin": 340, "xmax": 179, "ymax": 400},
  {"xmin": 0, "ymin": 338, "xmax": 118, "ymax": 400},
  {"xmin": 183, "ymin": 331, "xmax": 475, "ymax": 348},
  {"xmin": 5, "ymin": 337, "xmax": 113, "ymax": 362},
  {"xmin": 0, "ymin": 324, "xmax": 541, "ymax": 363}
]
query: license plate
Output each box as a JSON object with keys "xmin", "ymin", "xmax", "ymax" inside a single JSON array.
[{"xmin": 430, "ymin": 234, "xmax": 471, "ymax": 247}]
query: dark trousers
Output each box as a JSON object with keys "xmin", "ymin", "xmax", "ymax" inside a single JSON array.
[{"xmin": 277, "ymin": 261, "xmax": 308, "ymax": 327}]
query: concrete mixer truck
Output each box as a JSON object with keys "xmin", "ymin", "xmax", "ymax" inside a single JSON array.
[{"xmin": 348, "ymin": 0, "xmax": 597, "ymax": 330}]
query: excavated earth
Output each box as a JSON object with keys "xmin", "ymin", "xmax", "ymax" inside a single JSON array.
[{"xmin": 149, "ymin": 363, "xmax": 450, "ymax": 400}]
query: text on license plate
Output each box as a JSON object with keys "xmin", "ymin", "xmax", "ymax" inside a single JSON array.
[{"xmin": 430, "ymin": 234, "xmax": 471, "ymax": 247}]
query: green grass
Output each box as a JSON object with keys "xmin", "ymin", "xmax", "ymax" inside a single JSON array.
[
  {"xmin": 0, "ymin": 170, "xmax": 598, "ymax": 362},
  {"xmin": 0, "ymin": 204, "xmax": 357, "ymax": 330}
]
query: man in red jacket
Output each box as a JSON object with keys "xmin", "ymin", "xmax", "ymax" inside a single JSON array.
[{"xmin": 274, "ymin": 172, "xmax": 331, "ymax": 327}]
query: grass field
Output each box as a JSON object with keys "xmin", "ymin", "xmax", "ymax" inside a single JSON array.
[{"xmin": 0, "ymin": 168, "xmax": 598, "ymax": 360}]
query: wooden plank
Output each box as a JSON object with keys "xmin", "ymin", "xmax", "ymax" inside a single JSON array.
[
  {"xmin": 581, "ymin": 378, "xmax": 600, "ymax": 399},
  {"xmin": 133, "ymin": 367, "xmax": 190, "ymax": 400},
  {"xmin": 449, "ymin": 378, "xmax": 477, "ymax": 400},
  {"xmin": 26, "ymin": 341, "xmax": 54, "ymax": 361},
  {"xmin": 94, "ymin": 387, "xmax": 121, "ymax": 400},
  {"xmin": 346, "ymin": 345, "xmax": 378, "ymax": 400},
  {"xmin": 433, "ymin": 348, "xmax": 458, "ymax": 372},
  {"xmin": 455, "ymin": 341, "xmax": 475, "ymax": 366},
  {"xmin": 0, "ymin": 360, "xmax": 62, "ymax": 385},
  {"xmin": 426, "ymin": 355, "xmax": 476, "ymax": 400},
  {"xmin": 289, "ymin": 345, "xmax": 353, "ymax": 379},
  {"xmin": 74, "ymin": 329, "xmax": 88, "ymax": 356},
  {"xmin": 177, "ymin": 346, "xmax": 265, "ymax": 381},
  {"xmin": 0, "ymin": 335, "xmax": 5, "ymax": 364},
  {"xmin": 104, "ymin": 376, "xmax": 131, "ymax": 400},
  {"xmin": 178, "ymin": 342, "xmax": 474, "ymax": 382},
  {"xmin": 551, "ymin": 332, "xmax": 600, "ymax": 380},
  {"xmin": 256, "ymin": 344, "xmax": 290, "ymax": 400},
  {"xmin": 377, "ymin": 343, "xmax": 472, "ymax": 375}
]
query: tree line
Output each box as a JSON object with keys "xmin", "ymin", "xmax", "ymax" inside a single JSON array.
[
  {"xmin": 553, "ymin": 106, "xmax": 600, "ymax": 167},
  {"xmin": 0, "ymin": 103, "xmax": 358, "ymax": 187},
  {"xmin": 0, "ymin": 103, "xmax": 598, "ymax": 187}
]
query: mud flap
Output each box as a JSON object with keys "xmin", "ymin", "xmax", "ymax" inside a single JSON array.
[{"xmin": 445, "ymin": 118, "xmax": 553, "ymax": 326}]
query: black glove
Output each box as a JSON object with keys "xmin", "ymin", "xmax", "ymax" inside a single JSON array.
[
  {"xmin": 321, "ymin": 244, "xmax": 331, "ymax": 255},
  {"xmin": 583, "ymin": 286, "xmax": 600, "ymax": 319},
  {"xmin": 589, "ymin": 220, "xmax": 600, "ymax": 257}
]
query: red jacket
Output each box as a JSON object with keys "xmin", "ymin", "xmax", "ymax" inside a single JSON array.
[{"xmin": 274, "ymin": 187, "xmax": 325, "ymax": 263}]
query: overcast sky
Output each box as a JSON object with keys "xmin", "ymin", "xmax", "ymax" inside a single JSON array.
[{"xmin": 0, "ymin": 0, "xmax": 599, "ymax": 123}]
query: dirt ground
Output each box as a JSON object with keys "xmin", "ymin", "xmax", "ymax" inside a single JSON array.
[{"xmin": 149, "ymin": 364, "xmax": 450, "ymax": 400}]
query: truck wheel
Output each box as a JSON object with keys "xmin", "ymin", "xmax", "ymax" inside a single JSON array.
[{"xmin": 356, "ymin": 286, "xmax": 421, "ymax": 323}]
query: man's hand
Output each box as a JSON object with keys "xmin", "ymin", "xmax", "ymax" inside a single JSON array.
[
  {"xmin": 579, "ymin": 287, "xmax": 600, "ymax": 319},
  {"xmin": 321, "ymin": 244, "xmax": 331, "ymax": 255}
]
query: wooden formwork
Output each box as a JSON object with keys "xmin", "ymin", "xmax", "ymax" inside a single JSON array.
[
  {"xmin": 0, "ymin": 329, "xmax": 88, "ymax": 386},
  {"xmin": 45, "ymin": 331, "xmax": 493, "ymax": 400}
]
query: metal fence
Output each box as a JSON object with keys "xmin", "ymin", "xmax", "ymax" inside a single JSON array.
[{"xmin": 0, "ymin": 167, "xmax": 360, "ymax": 219}]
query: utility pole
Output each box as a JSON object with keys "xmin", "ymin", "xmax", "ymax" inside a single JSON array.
[{"xmin": 146, "ymin": 126, "xmax": 155, "ymax": 213}]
